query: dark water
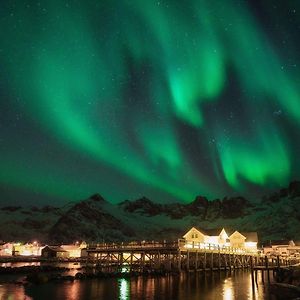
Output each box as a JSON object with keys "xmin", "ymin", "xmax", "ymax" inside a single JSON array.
[{"xmin": 0, "ymin": 270, "xmax": 276, "ymax": 300}]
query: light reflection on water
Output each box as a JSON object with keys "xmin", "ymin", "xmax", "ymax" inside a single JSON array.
[
  {"xmin": 0, "ymin": 284, "xmax": 32, "ymax": 300},
  {"xmin": 118, "ymin": 278, "xmax": 130, "ymax": 300},
  {"xmin": 0, "ymin": 270, "xmax": 275, "ymax": 300},
  {"xmin": 223, "ymin": 278, "xmax": 234, "ymax": 300}
]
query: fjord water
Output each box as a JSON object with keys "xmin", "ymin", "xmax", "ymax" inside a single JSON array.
[{"xmin": 0, "ymin": 270, "xmax": 274, "ymax": 300}]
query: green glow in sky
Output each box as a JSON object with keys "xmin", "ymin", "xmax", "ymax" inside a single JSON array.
[{"xmin": 0, "ymin": 0, "xmax": 299, "ymax": 203}]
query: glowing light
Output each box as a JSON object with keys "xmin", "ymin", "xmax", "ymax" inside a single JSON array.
[
  {"xmin": 206, "ymin": 236, "xmax": 219, "ymax": 245},
  {"xmin": 245, "ymin": 242, "xmax": 257, "ymax": 248},
  {"xmin": 223, "ymin": 278, "xmax": 234, "ymax": 300},
  {"xmin": 118, "ymin": 278, "xmax": 130, "ymax": 300}
]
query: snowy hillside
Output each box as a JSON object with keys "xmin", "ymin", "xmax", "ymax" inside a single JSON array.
[{"xmin": 0, "ymin": 182, "xmax": 299, "ymax": 245}]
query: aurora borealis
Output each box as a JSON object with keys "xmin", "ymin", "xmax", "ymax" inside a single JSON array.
[{"xmin": 0, "ymin": 1, "xmax": 299, "ymax": 204}]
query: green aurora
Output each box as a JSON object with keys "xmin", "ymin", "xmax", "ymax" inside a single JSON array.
[{"xmin": 0, "ymin": 0, "xmax": 299, "ymax": 204}]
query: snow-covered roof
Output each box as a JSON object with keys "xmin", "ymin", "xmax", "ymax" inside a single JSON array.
[
  {"xmin": 241, "ymin": 232, "xmax": 258, "ymax": 243},
  {"xmin": 42, "ymin": 245, "xmax": 67, "ymax": 252}
]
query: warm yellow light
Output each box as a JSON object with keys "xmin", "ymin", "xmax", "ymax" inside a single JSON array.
[
  {"xmin": 223, "ymin": 278, "xmax": 234, "ymax": 300},
  {"xmin": 245, "ymin": 242, "xmax": 257, "ymax": 248},
  {"xmin": 20, "ymin": 249, "xmax": 32, "ymax": 256},
  {"xmin": 206, "ymin": 236, "xmax": 219, "ymax": 245}
]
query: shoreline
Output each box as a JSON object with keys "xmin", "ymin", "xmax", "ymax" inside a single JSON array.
[{"xmin": 0, "ymin": 256, "xmax": 87, "ymax": 263}]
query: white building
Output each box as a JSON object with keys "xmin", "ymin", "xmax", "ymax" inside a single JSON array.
[
  {"xmin": 263, "ymin": 240, "xmax": 299, "ymax": 257},
  {"xmin": 61, "ymin": 241, "xmax": 87, "ymax": 258},
  {"xmin": 182, "ymin": 227, "xmax": 258, "ymax": 252}
]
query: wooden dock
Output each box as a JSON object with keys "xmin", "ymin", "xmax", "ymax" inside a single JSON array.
[
  {"xmin": 85, "ymin": 240, "xmax": 285, "ymax": 273},
  {"xmin": 251, "ymin": 255, "xmax": 300, "ymax": 284}
]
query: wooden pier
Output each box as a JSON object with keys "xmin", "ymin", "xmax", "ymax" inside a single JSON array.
[
  {"xmin": 251, "ymin": 255, "xmax": 299, "ymax": 284},
  {"xmin": 85, "ymin": 240, "xmax": 280, "ymax": 273}
]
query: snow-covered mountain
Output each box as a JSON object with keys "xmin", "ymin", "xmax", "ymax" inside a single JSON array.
[{"xmin": 0, "ymin": 182, "xmax": 299, "ymax": 245}]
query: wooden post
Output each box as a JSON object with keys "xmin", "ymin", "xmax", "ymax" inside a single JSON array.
[
  {"xmin": 250, "ymin": 256, "xmax": 255, "ymax": 291},
  {"xmin": 211, "ymin": 252, "xmax": 214, "ymax": 271},
  {"xmin": 204, "ymin": 252, "xmax": 207, "ymax": 270},
  {"xmin": 187, "ymin": 250, "xmax": 190, "ymax": 271},
  {"xmin": 178, "ymin": 250, "xmax": 181, "ymax": 272},
  {"xmin": 261, "ymin": 258, "xmax": 265, "ymax": 284},
  {"xmin": 255, "ymin": 269, "xmax": 258, "ymax": 284},
  {"xmin": 141, "ymin": 252, "xmax": 145, "ymax": 271},
  {"xmin": 233, "ymin": 254, "xmax": 235, "ymax": 269},
  {"xmin": 195, "ymin": 251, "xmax": 198, "ymax": 270},
  {"xmin": 130, "ymin": 252, "xmax": 133, "ymax": 271},
  {"xmin": 265, "ymin": 256, "xmax": 270, "ymax": 282}
]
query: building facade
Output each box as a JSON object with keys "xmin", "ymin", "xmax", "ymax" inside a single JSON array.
[{"xmin": 183, "ymin": 227, "xmax": 258, "ymax": 252}]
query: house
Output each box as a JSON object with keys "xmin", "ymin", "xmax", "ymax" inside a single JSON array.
[
  {"xmin": 183, "ymin": 227, "xmax": 207, "ymax": 244},
  {"xmin": 229, "ymin": 231, "xmax": 258, "ymax": 250},
  {"xmin": 242, "ymin": 232, "xmax": 258, "ymax": 250},
  {"xmin": 182, "ymin": 227, "xmax": 258, "ymax": 251},
  {"xmin": 205, "ymin": 228, "xmax": 229, "ymax": 246},
  {"xmin": 61, "ymin": 242, "xmax": 87, "ymax": 258},
  {"xmin": 0, "ymin": 243, "xmax": 14, "ymax": 256},
  {"xmin": 183, "ymin": 227, "xmax": 231, "ymax": 248},
  {"xmin": 41, "ymin": 246, "xmax": 69, "ymax": 258},
  {"xmin": 263, "ymin": 240, "xmax": 295, "ymax": 256},
  {"xmin": 16, "ymin": 242, "xmax": 41, "ymax": 256}
]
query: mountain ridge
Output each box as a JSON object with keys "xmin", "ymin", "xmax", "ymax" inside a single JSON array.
[{"xmin": 0, "ymin": 181, "xmax": 299, "ymax": 245}]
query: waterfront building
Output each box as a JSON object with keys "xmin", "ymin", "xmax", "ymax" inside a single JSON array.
[
  {"xmin": 229, "ymin": 231, "xmax": 258, "ymax": 251},
  {"xmin": 0, "ymin": 242, "xmax": 14, "ymax": 256},
  {"xmin": 263, "ymin": 240, "xmax": 300, "ymax": 257},
  {"xmin": 183, "ymin": 227, "xmax": 258, "ymax": 252},
  {"xmin": 41, "ymin": 246, "xmax": 69, "ymax": 258},
  {"xmin": 0, "ymin": 242, "xmax": 42, "ymax": 256},
  {"xmin": 61, "ymin": 241, "xmax": 87, "ymax": 257}
]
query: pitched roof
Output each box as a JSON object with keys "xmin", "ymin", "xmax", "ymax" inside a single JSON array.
[
  {"xmin": 265, "ymin": 240, "xmax": 292, "ymax": 246},
  {"xmin": 61, "ymin": 245, "xmax": 81, "ymax": 251},
  {"xmin": 43, "ymin": 245, "xmax": 67, "ymax": 252},
  {"xmin": 183, "ymin": 227, "xmax": 206, "ymax": 238},
  {"xmin": 204, "ymin": 228, "xmax": 224, "ymax": 236},
  {"xmin": 183, "ymin": 227, "xmax": 234, "ymax": 237},
  {"xmin": 241, "ymin": 232, "xmax": 258, "ymax": 243},
  {"xmin": 183, "ymin": 227, "xmax": 258, "ymax": 242},
  {"xmin": 229, "ymin": 231, "xmax": 248, "ymax": 240}
]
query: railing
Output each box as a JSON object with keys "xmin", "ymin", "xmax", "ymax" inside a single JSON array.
[
  {"xmin": 87, "ymin": 241, "xmax": 179, "ymax": 251},
  {"xmin": 87, "ymin": 240, "xmax": 258, "ymax": 255}
]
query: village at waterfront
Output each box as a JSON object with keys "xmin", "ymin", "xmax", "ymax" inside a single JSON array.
[
  {"xmin": 1, "ymin": 227, "xmax": 299, "ymax": 260},
  {"xmin": 0, "ymin": 227, "xmax": 299, "ymax": 278},
  {"xmin": 0, "ymin": 225, "xmax": 300, "ymax": 300}
]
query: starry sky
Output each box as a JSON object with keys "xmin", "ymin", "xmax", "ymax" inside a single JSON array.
[{"xmin": 0, "ymin": 0, "xmax": 299, "ymax": 205}]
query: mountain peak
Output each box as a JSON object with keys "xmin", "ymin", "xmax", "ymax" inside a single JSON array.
[
  {"xmin": 189, "ymin": 196, "xmax": 209, "ymax": 208},
  {"xmin": 289, "ymin": 181, "xmax": 300, "ymax": 197},
  {"xmin": 88, "ymin": 194, "xmax": 106, "ymax": 202}
]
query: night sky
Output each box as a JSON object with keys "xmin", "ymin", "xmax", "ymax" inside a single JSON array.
[{"xmin": 0, "ymin": 1, "xmax": 299, "ymax": 205}]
